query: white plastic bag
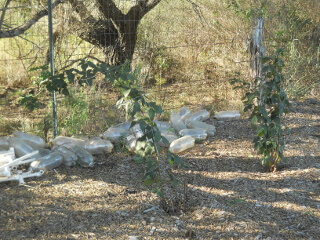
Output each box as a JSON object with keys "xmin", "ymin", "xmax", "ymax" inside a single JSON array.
[
  {"xmin": 101, "ymin": 122, "xmax": 132, "ymax": 142},
  {"xmin": 184, "ymin": 110, "xmax": 210, "ymax": 123},
  {"xmin": 8, "ymin": 137, "xmax": 42, "ymax": 158},
  {"xmin": 50, "ymin": 136, "xmax": 86, "ymax": 148},
  {"xmin": 53, "ymin": 146, "xmax": 78, "ymax": 167},
  {"xmin": 214, "ymin": 110, "xmax": 240, "ymax": 120},
  {"xmin": 29, "ymin": 152, "xmax": 63, "ymax": 171},
  {"xmin": 154, "ymin": 120, "xmax": 171, "ymax": 132},
  {"xmin": 170, "ymin": 111, "xmax": 187, "ymax": 132},
  {"xmin": 179, "ymin": 128, "xmax": 207, "ymax": 140},
  {"xmin": 0, "ymin": 137, "xmax": 9, "ymax": 151},
  {"xmin": 158, "ymin": 132, "xmax": 178, "ymax": 147},
  {"xmin": 187, "ymin": 120, "xmax": 216, "ymax": 136},
  {"xmin": 178, "ymin": 107, "xmax": 191, "ymax": 121},
  {"xmin": 83, "ymin": 138, "xmax": 113, "ymax": 155},
  {"xmin": 13, "ymin": 131, "xmax": 47, "ymax": 148},
  {"xmin": 72, "ymin": 146, "xmax": 94, "ymax": 167},
  {"xmin": 169, "ymin": 136, "xmax": 195, "ymax": 153},
  {"xmin": 126, "ymin": 134, "xmax": 137, "ymax": 152}
]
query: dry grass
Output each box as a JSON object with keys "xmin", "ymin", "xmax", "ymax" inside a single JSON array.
[{"xmin": 0, "ymin": 98, "xmax": 319, "ymax": 240}]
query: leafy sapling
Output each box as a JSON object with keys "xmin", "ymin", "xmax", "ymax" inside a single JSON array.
[
  {"xmin": 66, "ymin": 61, "xmax": 185, "ymax": 198},
  {"xmin": 26, "ymin": 60, "xmax": 185, "ymax": 198},
  {"xmin": 231, "ymin": 48, "xmax": 290, "ymax": 171}
]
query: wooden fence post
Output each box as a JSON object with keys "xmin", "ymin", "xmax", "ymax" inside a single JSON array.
[{"xmin": 250, "ymin": 18, "xmax": 266, "ymax": 106}]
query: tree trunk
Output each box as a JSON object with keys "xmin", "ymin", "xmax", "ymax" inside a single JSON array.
[
  {"xmin": 72, "ymin": 19, "xmax": 138, "ymax": 66},
  {"xmin": 102, "ymin": 22, "xmax": 139, "ymax": 66},
  {"xmin": 69, "ymin": 0, "xmax": 162, "ymax": 66}
]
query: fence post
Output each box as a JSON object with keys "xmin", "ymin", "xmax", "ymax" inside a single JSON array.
[
  {"xmin": 250, "ymin": 18, "xmax": 266, "ymax": 106},
  {"xmin": 47, "ymin": 0, "xmax": 58, "ymax": 137}
]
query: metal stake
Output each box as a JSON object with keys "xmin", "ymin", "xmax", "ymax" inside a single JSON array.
[{"xmin": 47, "ymin": 0, "xmax": 58, "ymax": 137}]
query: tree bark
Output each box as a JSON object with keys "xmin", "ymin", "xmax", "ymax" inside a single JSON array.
[{"xmin": 69, "ymin": 0, "xmax": 162, "ymax": 65}]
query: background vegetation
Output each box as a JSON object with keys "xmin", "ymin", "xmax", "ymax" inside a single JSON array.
[{"xmin": 0, "ymin": 0, "xmax": 319, "ymax": 138}]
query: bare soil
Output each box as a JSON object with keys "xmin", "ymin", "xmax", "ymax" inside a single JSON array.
[{"xmin": 0, "ymin": 99, "xmax": 319, "ymax": 240}]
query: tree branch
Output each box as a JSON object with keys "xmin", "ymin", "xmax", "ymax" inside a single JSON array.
[
  {"xmin": 96, "ymin": 0, "xmax": 125, "ymax": 22},
  {"xmin": 69, "ymin": 0, "xmax": 95, "ymax": 21},
  {"xmin": 0, "ymin": 0, "xmax": 67, "ymax": 38},
  {"xmin": 127, "ymin": 0, "xmax": 162, "ymax": 20},
  {"xmin": 0, "ymin": 0, "xmax": 12, "ymax": 31}
]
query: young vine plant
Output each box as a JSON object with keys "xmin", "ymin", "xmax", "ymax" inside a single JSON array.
[{"xmin": 231, "ymin": 48, "xmax": 290, "ymax": 171}]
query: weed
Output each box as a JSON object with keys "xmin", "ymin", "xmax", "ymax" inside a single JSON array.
[
  {"xmin": 0, "ymin": 117, "xmax": 22, "ymax": 136},
  {"xmin": 59, "ymin": 88, "xmax": 89, "ymax": 136}
]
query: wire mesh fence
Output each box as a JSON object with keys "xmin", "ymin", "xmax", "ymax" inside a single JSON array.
[{"xmin": 0, "ymin": 0, "xmax": 319, "ymax": 139}]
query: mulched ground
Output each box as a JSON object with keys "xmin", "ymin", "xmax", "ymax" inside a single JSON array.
[{"xmin": 0, "ymin": 99, "xmax": 319, "ymax": 240}]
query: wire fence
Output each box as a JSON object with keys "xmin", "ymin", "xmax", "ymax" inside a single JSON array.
[{"xmin": 1, "ymin": 0, "xmax": 318, "ymax": 139}]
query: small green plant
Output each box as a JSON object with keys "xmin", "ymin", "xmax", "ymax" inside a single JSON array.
[
  {"xmin": 59, "ymin": 88, "xmax": 90, "ymax": 136},
  {"xmin": 23, "ymin": 60, "xmax": 185, "ymax": 201},
  {"xmin": 113, "ymin": 135, "xmax": 130, "ymax": 154},
  {"xmin": 155, "ymin": 75, "xmax": 167, "ymax": 86},
  {"xmin": 18, "ymin": 93, "xmax": 40, "ymax": 111},
  {"xmin": 19, "ymin": 65, "xmax": 69, "ymax": 111},
  {"xmin": 231, "ymin": 48, "xmax": 290, "ymax": 172},
  {"xmin": 66, "ymin": 61, "xmax": 185, "ymax": 198}
]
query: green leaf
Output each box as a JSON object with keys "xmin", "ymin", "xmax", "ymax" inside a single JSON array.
[
  {"xmin": 146, "ymin": 129, "xmax": 154, "ymax": 140},
  {"xmin": 148, "ymin": 108, "xmax": 155, "ymax": 120},
  {"xmin": 152, "ymin": 188, "xmax": 164, "ymax": 198},
  {"xmin": 161, "ymin": 136, "xmax": 170, "ymax": 145},
  {"xmin": 19, "ymin": 94, "xmax": 40, "ymax": 111},
  {"xmin": 174, "ymin": 154, "xmax": 183, "ymax": 165},
  {"xmin": 272, "ymin": 141, "xmax": 277, "ymax": 149},
  {"xmin": 138, "ymin": 120, "xmax": 148, "ymax": 132},
  {"xmin": 116, "ymin": 98, "xmax": 124, "ymax": 108},
  {"xmin": 251, "ymin": 115, "xmax": 258, "ymax": 127},
  {"xmin": 134, "ymin": 156, "xmax": 144, "ymax": 163},
  {"xmin": 168, "ymin": 172, "xmax": 179, "ymax": 187},
  {"xmin": 81, "ymin": 62, "xmax": 88, "ymax": 72},
  {"xmin": 66, "ymin": 70, "xmax": 75, "ymax": 83},
  {"xmin": 29, "ymin": 65, "xmax": 48, "ymax": 72},
  {"xmin": 62, "ymin": 88, "xmax": 69, "ymax": 96},
  {"xmin": 87, "ymin": 61, "xmax": 97, "ymax": 69},
  {"xmin": 144, "ymin": 178, "xmax": 154, "ymax": 186},
  {"xmin": 132, "ymin": 101, "xmax": 141, "ymax": 115},
  {"xmin": 279, "ymin": 102, "xmax": 285, "ymax": 115},
  {"xmin": 154, "ymin": 129, "xmax": 162, "ymax": 143},
  {"xmin": 135, "ymin": 149, "xmax": 146, "ymax": 158},
  {"xmin": 153, "ymin": 105, "xmax": 163, "ymax": 114},
  {"xmin": 257, "ymin": 127, "xmax": 265, "ymax": 137},
  {"xmin": 123, "ymin": 89, "xmax": 131, "ymax": 97},
  {"xmin": 168, "ymin": 156, "xmax": 174, "ymax": 165},
  {"xmin": 244, "ymin": 104, "xmax": 253, "ymax": 112},
  {"xmin": 149, "ymin": 102, "xmax": 163, "ymax": 114}
]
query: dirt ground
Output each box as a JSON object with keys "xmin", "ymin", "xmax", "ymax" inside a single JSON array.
[{"xmin": 0, "ymin": 99, "xmax": 319, "ymax": 240}]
